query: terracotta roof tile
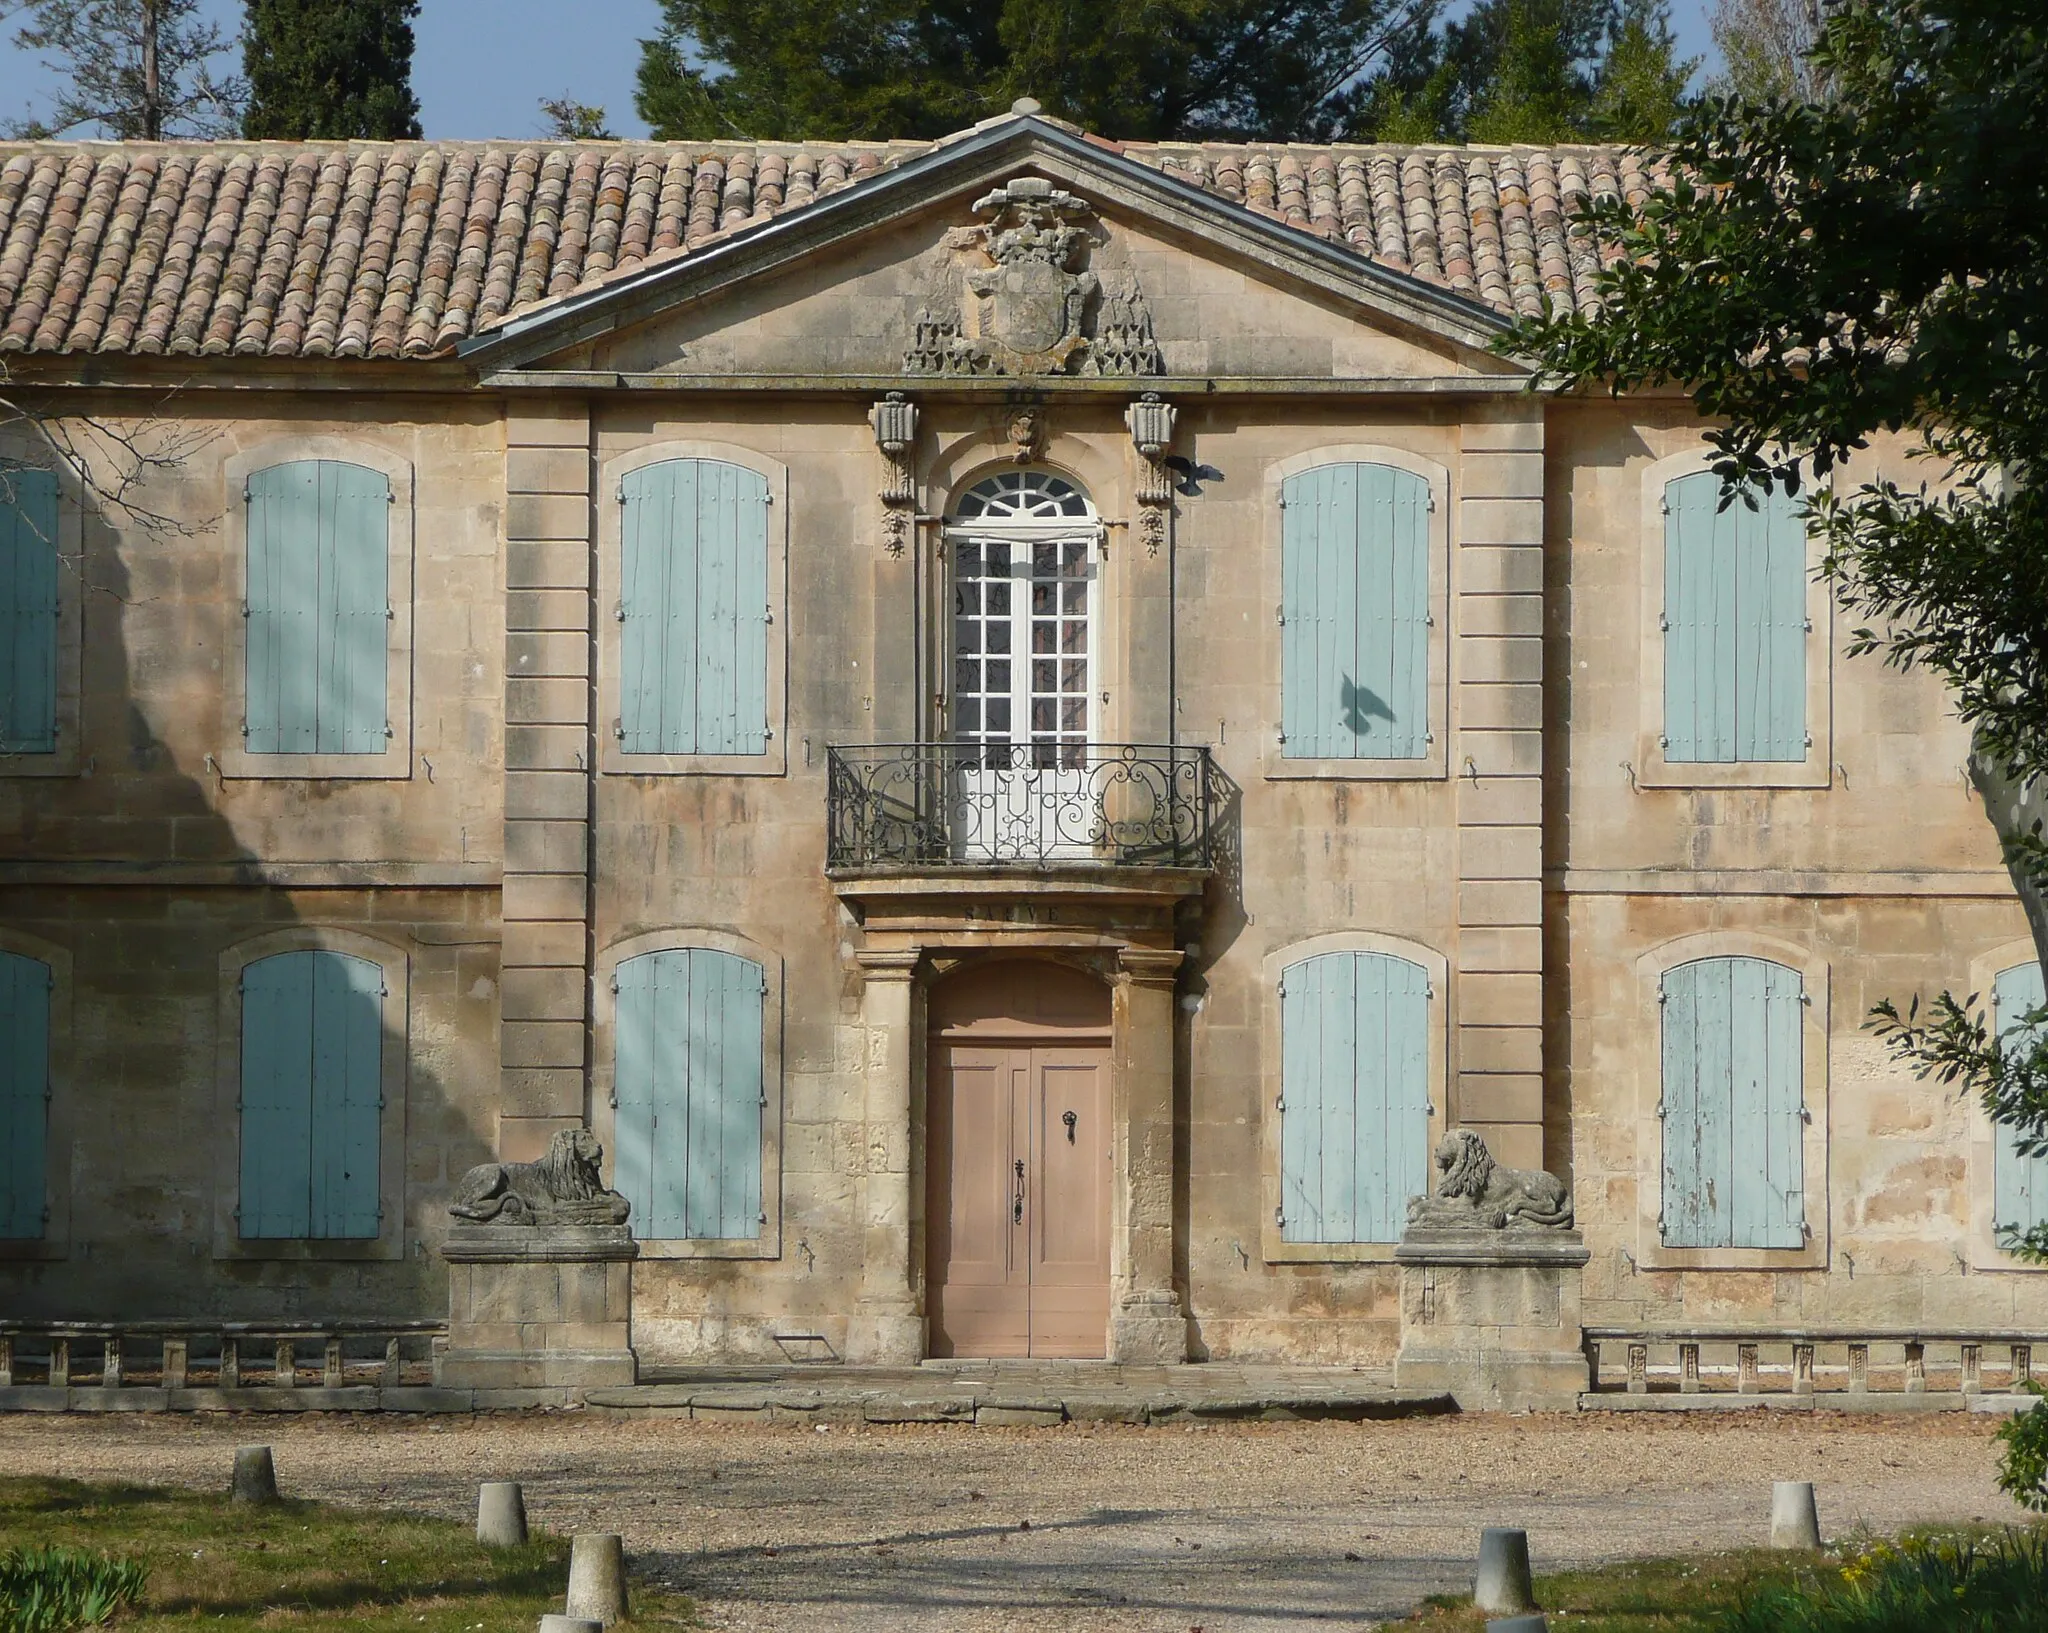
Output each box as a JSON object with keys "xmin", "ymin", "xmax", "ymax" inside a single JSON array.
[{"xmin": 0, "ymin": 135, "xmax": 1642, "ymax": 358}]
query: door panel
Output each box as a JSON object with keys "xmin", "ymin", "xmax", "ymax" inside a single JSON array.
[
  {"xmin": 927, "ymin": 1038, "xmax": 1110, "ymax": 1359},
  {"xmin": 1029, "ymin": 1054, "xmax": 1110, "ymax": 1357},
  {"xmin": 927, "ymin": 1046, "xmax": 1027, "ymax": 1358}
]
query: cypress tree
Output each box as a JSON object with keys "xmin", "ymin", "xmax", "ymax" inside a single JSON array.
[{"xmin": 243, "ymin": 0, "xmax": 422, "ymax": 140}]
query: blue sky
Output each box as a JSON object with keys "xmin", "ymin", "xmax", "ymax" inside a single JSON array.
[{"xmin": 1, "ymin": 0, "xmax": 1721, "ymax": 142}]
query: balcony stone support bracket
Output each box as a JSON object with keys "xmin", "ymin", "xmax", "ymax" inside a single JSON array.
[
  {"xmin": 869, "ymin": 393, "xmax": 919, "ymax": 556},
  {"xmin": 1125, "ymin": 392, "xmax": 1175, "ymax": 555}
]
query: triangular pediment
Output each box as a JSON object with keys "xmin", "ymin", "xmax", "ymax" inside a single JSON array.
[{"xmin": 462, "ymin": 118, "xmax": 1525, "ymax": 384}]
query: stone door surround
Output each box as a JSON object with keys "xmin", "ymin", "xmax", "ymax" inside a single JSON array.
[{"xmin": 836, "ymin": 869, "xmax": 1200, "ymax": 1363}]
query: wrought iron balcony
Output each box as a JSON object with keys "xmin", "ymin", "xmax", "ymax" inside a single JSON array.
[{"xmin": 827, "ymin": 742, "xmax": 1220, "ymax": 871}]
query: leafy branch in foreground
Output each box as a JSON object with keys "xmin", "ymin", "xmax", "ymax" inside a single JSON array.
[{"xmin": 1869, "ymin": 994, "xmax": 2048, "ymax": 1260}]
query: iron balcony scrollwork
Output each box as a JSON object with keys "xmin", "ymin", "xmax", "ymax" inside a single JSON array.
[{"xmin": 827, "ymin": 742, "xmax": 1219, "ymax": 870}]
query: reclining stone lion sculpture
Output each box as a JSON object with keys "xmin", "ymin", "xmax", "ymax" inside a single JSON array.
[
  {"xmin": 448, "ymin": 1127, "xmax": 631, "ymax": 1227},
  {"xmin": 1405, "ymin": 1127, "xmax": 1573, "ymax": 1232}
]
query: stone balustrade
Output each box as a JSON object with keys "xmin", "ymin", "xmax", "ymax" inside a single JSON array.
[
  {"xmin": 1585, "ymin": 1327, "xmax": 2041, "ymax": 1402},
  {"xmin": 0, "ymin": 1321, "xmax": 446, "ymax": 1399}
]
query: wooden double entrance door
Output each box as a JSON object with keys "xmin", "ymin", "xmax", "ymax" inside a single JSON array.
[{"xmin": 926, "ymin": 964, "xmax": 1112, "ymax": 1358}]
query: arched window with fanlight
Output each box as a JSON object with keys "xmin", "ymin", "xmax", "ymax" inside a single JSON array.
[{"xmin": 946, "ymin": 470, "xmax": 1098, "ymax": 766}]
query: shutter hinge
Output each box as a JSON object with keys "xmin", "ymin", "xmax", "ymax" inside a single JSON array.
[
  {"xmin": 1660, "ymin": 497, "xmax": 1670, "ymax": 514},
  {"xmin": 762, "ymin": 492, "xmax": 773, "ymax": 504},
  {"xmin": 1425, "ymin": 983, "xmax": 1435, "ymax": 1000},
  {"xmin": 609, "ymin": 976, "xmax": 620, "ymax": 993},
  {"xmin": 238, "ymin": 976, "xmax": 246, "ymax": 993},
  {"xmin": 1658, "ymin": 733, "xmax": 1669, "ymax": 749},
  {"xmin": 763, "ymin": 607, "xmax": 773, "ymax": 624},
  {"xmin": 231, "ymin": 1204, "xmax": 241, "ymax": 1220},
  {"xmin": 608, "ymin": 1092, "xmax": 617, "ymax": 1109},
  {"xmin": 614, "ymin": 601, "xmax": 625, "ymax": 621},
  {"xmin": 1658, "ymin": 614, "xmax": 1669, "ymax": 631},
  {"xmin": 1803, "ymin": 618, "xmax": 1814, "ymax": 633},
  {"xmin": 759, "ymin": 1210, "xmax": 768, "ymax": 1224},
  {"xmin": 1427, "ymin": 496, "xmax": 1437, "ymax": 513},
  {"xmin": 386, "ymin": 490, "xmax": 395, "ymax": 505},
  {"xmin": 1424, "ymin": 612, "xmax": 1435, "ymax": 627},
  {"xmin": 1275, "ymin": 1094, "xmax": 1286, "ymax": 1111},
  {"xmin": 386, "ymin": 605, "xmax": 395, "ymax": 621},
  {"xmin": 385, "ymin": 724, "xmax": 394, "ymax": 738},
  {"xmin": 1276, "ymin": 731, "xmax": 1287, "ymax": 744},
  {"xmin": 1274, "ymin": 1206, "xmax": 1285, "ymax": 1226},
  {"xmin": 1800, "ymin": 1104, "xmax": 1813, "ymax": 1123},
  {"xmin": 1274, "ymin": 604, "xmax": 1285, "ymax": 625},
  {"xmin": 1424, "ymin": 730, "xmax": 1435, "ymax": 745},
  {"xmin": 241, "ymin": 601, "xmax": 251, "ymax": 618},
  {"xmin": 1655, "ymin": 1100, "xmax": 1666, "ymax": 1117},
  {"xmin": 1804, "ymin": 732, "xmax": 1813, "ymax": 748},
  {"xmin": 764, "ymin": 726, "xmax": 774, "ymax": 740},
  {"xmin": 616, "ymin": 484, "xmax": 626, "ymax": 503},
  {"xmin": 1799, "ymin": 988, "xmax": 1812, "ymax": 1005},
  {"xmin": 759, "ymin": 1094, "xmax": 768, "ymax": 1108},
  {"xmin": 242, "ymin": 484, "xmax": 252, "ymax": 502},
  {"xmin": 612, "ymin": 719, "xmax": 625, "ymax": 740}
]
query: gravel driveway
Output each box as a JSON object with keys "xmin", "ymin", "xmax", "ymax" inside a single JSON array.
[{"xmin": 0, "ymin": 1410, "xmax": 2015, "ymax": 1631}]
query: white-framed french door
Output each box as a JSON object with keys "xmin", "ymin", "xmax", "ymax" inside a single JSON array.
[{"xmin": 942, "ymin": 475, "xmax": 1102, "ymax": 860}]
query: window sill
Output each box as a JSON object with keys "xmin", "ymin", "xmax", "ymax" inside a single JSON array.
[
  {"xmin": 1261, "ymin": 1239, "xmax": 1402, "ymax": 1265},
  {"xmin": 633, "ymin": 1236, "xmax": 779, "ymax": 1261},
  {"xmin": 212, "ymin": 1235, "xmax": 404, "ymax": 1263},
  {"xmin": 216, "ymin": 746, "xmax": 414, "ymax": 781}
]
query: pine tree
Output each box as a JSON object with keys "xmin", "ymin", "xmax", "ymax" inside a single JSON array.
[
  {"xmin": 540, "ymin": 97, "xmax": 616, "ymax": 141},
  {"xmin": 9, "ymin": 0, "xmax": 243, "ymax": 139},
  {"xmin": 634, "ymin": 0, "xmax": 1441, "ymax": 144},
  {"xmin": 1589, "ymin": 0, "xmax": 1697, "ymax": 141},
  {"xmin": 242, "ymin": 0, "xmax": 423, "ymax": 141}
]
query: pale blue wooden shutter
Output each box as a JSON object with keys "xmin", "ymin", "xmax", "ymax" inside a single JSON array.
[
  {"xmin": 0, "ymin": 467, "xmax": 59, "ymax": 753},
  {"xmin": 613, "ymin": 948, "xmax": 764, "ymax": 1239},
  {"xmin": 1281, "ymin": 463, "xmax": 1429, "ymax": 760},
  {"xmin": 620, "ymin": 459, "xmax": 770, "ymax": 755},
  {"xmin": 246, "ymin": 461, "xmax": 389, "ymax": 754},
  {"xmin": 240, "ymin": 950, "xmax": 382, "ymax": 1238},
  {"xmin": 1280, "ymin": 951, "xmax": 1430, "ymax": 1243},
  {"xmin": 1661, "ymin": 956, "xmax": 1804, "ymax": 1248},
  {"xmin": 1992, "ymin": 962, "xmax": 2048, "ymax": 1247},
  {"xmin": 0, "ymin": 951, "xmax": 51, "ymax": 1238},
  {"xmin": 1663, "ymin": 473, "xmax": 1807, "ymax": 763}
]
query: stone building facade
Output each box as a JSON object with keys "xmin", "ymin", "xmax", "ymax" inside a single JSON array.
[{"xmin": 0, "ymin": 108, "xmax": 2041, "ymax": 1373}]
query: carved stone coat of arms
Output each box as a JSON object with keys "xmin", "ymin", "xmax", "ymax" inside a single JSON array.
[{"xmin": 905, "ymin": 177, "xmax": 1160, "ymax": 377}]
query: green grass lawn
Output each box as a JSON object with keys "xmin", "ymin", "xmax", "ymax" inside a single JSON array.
[
  {"xmin": 0, "ymin": 1476, "xmax": 695, "ymax": 1630},
  {"xmin": 1394, "ymin": 1549, "xmax": 1839, "ymax": 1631},
  {"xmin": 1393, "ymin": 1527, "xmax": 2048, "ymax": 1632}
]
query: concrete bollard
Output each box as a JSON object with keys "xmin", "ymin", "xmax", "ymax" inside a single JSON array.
[
  {"xmin": 230, "ymin": 1446, "xmax": 279, "ymax": 1504},
  {"xmin": 1474, "ymin": 1527, "xmax": 1539, "ymax": 1617},
  {"xmin": 538, "ymin": 1619, "xmax": 603, "ymax": 1633},
  {"xmin": 477, "ymin": 1481, "xmax": 528, "ymax": 1547},
  {"xmin": 1770, "ymin": 1481, "xmax": 1822, "ymax": 1550},
  {"xmin": 564, "ymin": 1533, "xmax": 628, "ymax": 1627},
  {"xmin": 1487, "ymin": 1619, "xmax": 1550, "ymax": 1633}
]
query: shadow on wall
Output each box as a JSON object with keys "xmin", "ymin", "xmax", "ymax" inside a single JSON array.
[{"xmin": 0, "ymin": 433, "xmax": 494, "ymax": 1324}]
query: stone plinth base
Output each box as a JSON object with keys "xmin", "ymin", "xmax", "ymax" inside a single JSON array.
[
  {"xmin": 845, "ymin": 1300, "xmax": 925, "ymax": 1365},
  {"xmin": 440, "ymin": 1226, "xmax": 639, "ymax": 1390},
  {"xmin": 1110, "ymin": 1291, "xmax": 1189, "ymax": 1364},
  {"xmin": 1394, "ymin": 1232, "xmax": 1590, "ymax": 1411}
]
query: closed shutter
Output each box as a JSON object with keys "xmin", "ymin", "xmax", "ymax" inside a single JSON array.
[
  {"xmin": 1663, "ymin": 472, "xmax": 1807, "ymax": 763},
  {"xmin": 246, "ymin": 461, "xmax": 389, "ymax": 754},
  {"xmin": 0, "ymin": 951, "xmax": 51, "ymax": 1239},
  {"xmin": 1661, "ymin": 956, "xmax": 1805, "ymax": 1248},
  {"xmin": 613, "ymin": 948, "xmax": 764, "ymax": 1240},
  {"xmin": 1992, "ymin": 963, "xmax": 2048, "ymax": 1246},
  {"xmin": 620, "ymin": 459, "xmax": 770, "ymax": 755},
  {"xmin": 1280, "ymin": 951, "xmax": 1430, "ymax": 1243},
  {"xmin": 0, "ymin": 467, "xmax": 59, "ymax": 753},
  {"xmin": 1281, "ymin": 463, "xmax": 1429, "ymax": 760},
  {"xmin": 240, "ymin": 950, "xmax": 383, "ymax": 1239}
]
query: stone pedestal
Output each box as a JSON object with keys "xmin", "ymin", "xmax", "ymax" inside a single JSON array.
[
  {"xmin": 440, "ymin": 1225, "xmax": 639, "ymax": 1390},
  {"xmin": 1394, "ymin": 1231, "xmax": 1591, "ymax": 1411}
]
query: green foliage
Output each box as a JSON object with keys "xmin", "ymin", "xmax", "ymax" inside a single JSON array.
[
  {"xmin": 1502, "ymin": 0, "xmax": 2048, "ymax": 1196},
  {"xmin": 1998, "ymin": 1386, "xmax": 2048, "ymax": 1515},
  {"xmin": 0, "ymin": 1545, "xmax": 146, "ymax": 1633},
  {"xmin": 1708, "ymin": 0, "xmax": 1823, "ymax": 104},
  {"xmin": 1589, "ymin": 0, "xmax": 1699, "ymax": 141},
  {"xmin": 540, "ymin": 97, "xmax": 615, "ymax": 140},
  {"xmin": 633, "ymin": 0, "xmax": 1445, "ymax": 142},
  {"xmin": 8, "ymin": 0, "xmax": 243, "ymax": 139},
  {"xmin": 242, "ymin": 0, "xmax": 422, "ymax": 140},
  {"xmin": 1720, "ymin": 1527, "xmax": 2048, "ymax": 1631}
]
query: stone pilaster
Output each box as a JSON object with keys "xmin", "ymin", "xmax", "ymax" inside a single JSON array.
[
  {"xmin": 848, "ymin": 949, "xmax": 926, "ymax": 1363},
  {"xmin": 1110, "ymin": 946, "xmax": 1186, "ymax": 1363},
  {"xmin": 1453, "ymin": 408, "xmax": 1547, "ymax": 1173},
  {"xmin": 499, "ymin": 406, "xmax": 594, "ymax": 1162}
]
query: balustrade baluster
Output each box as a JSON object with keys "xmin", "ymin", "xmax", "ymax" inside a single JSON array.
[
  {"xmin": 1847, "ymin": 1343, "xmax": 1869, "ymax": 1393},
  {"xmin": 1793, "ymin": 1343, "xmax": 1814, "ymax": 1396},
  {"xmin": 1904, "ymin": 1341, "xmax": 1926, "ymax": 1394},
  {"xmin": 1627, "ymin": 1343, "xmax": 1648, "ymax": 1394},
  {"xmin": 324, "ymin": 1337, "xmax": 344, "ymax": 1388},
  {"xmin": 101, "ymin": 1335, "xmax": 121, "ymax": 1389},
  {"xmin": 1679, "ymin": 1342, "xmax": 1700, "ymax": 1393},
  {"xmin": 219, "ymin": 1336, "xmax": 239, "ymax": 1389},
  {"xmin": 0, "ymin": 1334, "xmax": 12, "ymax": 1389},
  {"xmin": 1737, "ymin": 1344, "xmax": 1759, "ymax": 1394},
  {"xmin": 49, "ymin": 1337, "xmax": 69, "ymax": 1388},
  {"xmin": 274, "ymin": 1338, "xmax": 296, "ymax": 1388},
  {"xmin": 382, "ymin": 1337, "xmax": 402, "ymax": 1389},
  {"xmin": 162, "ymin": 1337, "xmax": 188, "ymax": 1390}
]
